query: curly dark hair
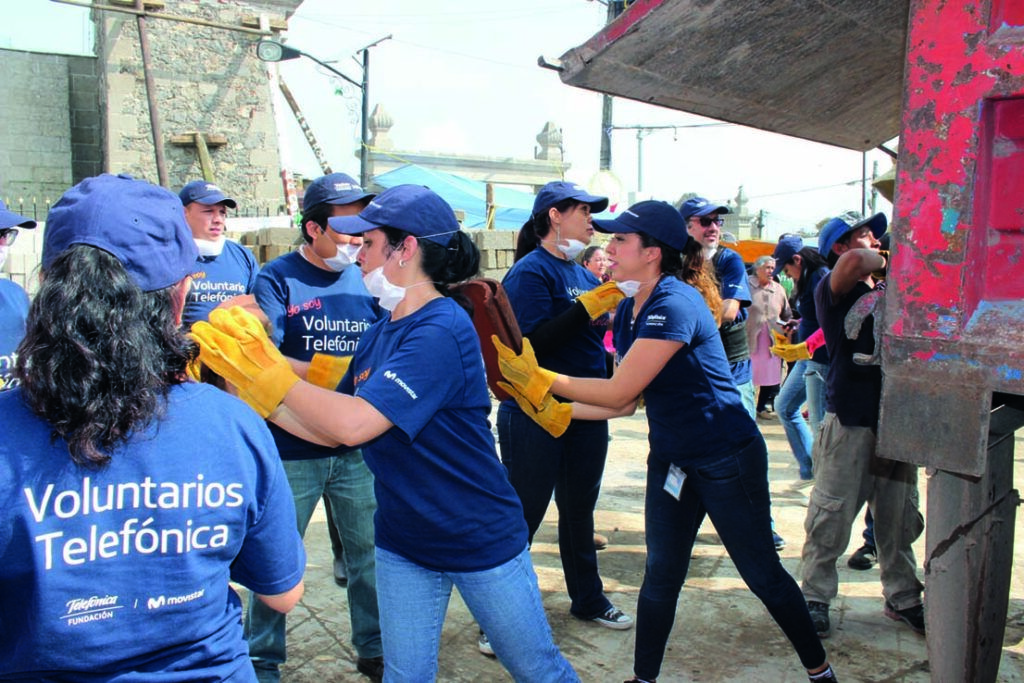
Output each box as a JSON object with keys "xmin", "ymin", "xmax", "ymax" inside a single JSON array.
[
  {"xmin": 639, "ymin": 233, "xmax": 723, "ymax": 326},
  {"xmin": 15, "ymin": 245, "xmax": 196, "ymax": 467}
]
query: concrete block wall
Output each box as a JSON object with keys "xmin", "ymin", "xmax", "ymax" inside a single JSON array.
[{"xmin": 0, "ymin": 49, "xmax": 78, "ymax": 210}]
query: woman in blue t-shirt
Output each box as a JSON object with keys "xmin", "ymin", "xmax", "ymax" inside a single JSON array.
[
  {"xmin": 498, "ymin": 181, "xmax": 632, "ymax": 635},
  {"xmin": 193, "ymin": 185, "xmax": 579, "ymax": 683},
  {"xmin": 494, "ymin": 201, "xmax": 837, "ymax": 683}
]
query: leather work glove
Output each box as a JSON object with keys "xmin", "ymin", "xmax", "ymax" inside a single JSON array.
[
  {"xmin": 577, "ymin": 281, "xmax": 625, "ymax": 320},
  {"xmin": 871, "ymin": 250, "xmax": 889, "ymax": 281},
  {"xmin": 497, "ymin": 381, "xmax": 571, "ymax": 438},
  {"xmin": 307, "ymin": 353, "xmax": 352, "ymax": 390},
  {"xmin": 770, "ymin": 330, "xmax": 811, "ymax": 363},
  {"xmin": 492, "ymin": 335, "xmax": 556, "ymax": 410},
  {"xmin": 191, "ymin": 306, "xmax": 300, "ymax": 418}
]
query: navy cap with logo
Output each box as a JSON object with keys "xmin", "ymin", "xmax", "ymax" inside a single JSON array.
[
  {"xmin": 44, "ymin": 174, "xmax": 199, "ymax": 292},
  {"xmin": 771, "ymin": 234, "xmax": 805, "ymax": 277},
  {"xmin": 817, "ymin": 211, "xmax": 887, "ymax": 256},
  {"xmin": 533, "ymin": 181, "xmax": 609, "ymax": 216},
  {"xmin": 0, "ymin": 200, "xmax": 37, "ymax": 230},
  {"xmin": 678, "ymin": 196, "xmax": 731, "ymax": 220},
  {"xmin": 303, "ymin": 173, "xmax": 375, "ymax": 210},
  {"xmin": 328, "ymin": 184, "xmax": 460, "ymax": 246},
  {"xmin": 178, "ymin": 180, "xmax": 237, "ymax": 209},
  {"xmin": 593, "ymin": 200, "xmax": 694, "ymax": 252}
]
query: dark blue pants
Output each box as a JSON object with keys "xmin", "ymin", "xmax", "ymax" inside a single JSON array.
[
  {"xmin": 633, "ymin": 437, "xmax": 826, "ymax": 680},
  {"xmin": 497, "ymin": 403, "xmax": 612, "ymax": 619}
]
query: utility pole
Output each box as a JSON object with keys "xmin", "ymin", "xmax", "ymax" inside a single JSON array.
[{"xmin": 598, "ymin": 1, "xmax": 627, "ymax": 170}]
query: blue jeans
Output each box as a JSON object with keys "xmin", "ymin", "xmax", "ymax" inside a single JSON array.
[
  {"xmin": 497, "ymin": 404, "xmax": 612, "ymax": 619},
  {"xmin": 736, "ymin": 379, "xmax": 757, "ymax": 420},
  {"xmin": 375, "ymin": 545, "xmax": 579, "ymax": 682},
  {"xmin": 247, "ymin": 452, "xmax": 381, "ymax": 681},
  {"xmin": 776, "ymin": 359, "xmax": 828, "ymax": 480},
  {"xmin": 633, "ymin": 439, "xmax": 826, "ymax": 680}
]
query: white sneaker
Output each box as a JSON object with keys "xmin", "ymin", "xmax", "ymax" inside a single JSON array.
[{"xmin": 477, "ymin": 631, "xmax": 495, "ymax": 657}]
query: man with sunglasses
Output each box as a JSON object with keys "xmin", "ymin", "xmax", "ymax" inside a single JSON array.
[
  {"xmin": 681, "ymin": 196, "xmax": 787, "ymax": 549},
  {"xmin": 0, "ymin": 201, "xmax": 36, "ymax": 391}
]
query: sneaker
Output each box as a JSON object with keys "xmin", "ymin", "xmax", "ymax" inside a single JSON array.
[
  {"xmin": 757, "ymin": 410, "xmax": 778, "ymax": 421},
  {"xmin": 355, "ymin": 656, "xmax": 384, "ymax": 682},
  {"xmin": 846, "ymin": 544, "xmax": 876, "ymax": 571},
  {"xmin": 807, "ymin": 600, "xmax": 831, "ymax": 638},
  {"xmin": 791, "ymin": 477, "xmax": 815, "ymax": 490},
  {"xmin": 884, "ymin": 601, "xmax": 925, "ymax": 635},
  {"xmin": 592, "ymin": 606, "xmax": 634, "ymax": 631},
  {"xmin": 333, "ymin": 558, "xmax": 348, "ymax": 587},
  {"xmin": 773, "ymin": 531, "xmax": 787, "ymax": 551},
  {"xmin": 808, "ymin": 664, "xmax": 838, "ymax": 682},
  {"xmin": 594, "ymin": 533, "xmax": 609, "ymax": 550},
  {"xmin": 477, "ymin": 631, "xmax": 495, "ymax": 657}
]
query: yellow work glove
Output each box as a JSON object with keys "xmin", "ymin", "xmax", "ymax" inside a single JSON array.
[
  {"xmin": 191, "ymin": 307, "xmax": 300, "ymax": 418},
  {"xmin": 307, "ymin": 353, "xmax": 352, "ymax": 389},
  {"xmin": 498, "ymin": 381, "xmax": 571, "ymax": 438},
  {"xmin": 770, "ymin": 330, "xmax": 811, "ymax": 363},
  {"xmin": 185, "ymin": 356, "xmax": 203, "ymax": 382},
  {"xmin": 577, "ymin": 281, "xmax": 625, "ymax": 319},
  {"xmin": 491, "ymin": 336, "xmax": 557, "ymax": 410}
]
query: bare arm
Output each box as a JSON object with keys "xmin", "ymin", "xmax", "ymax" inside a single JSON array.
[
  {"xmin": 830, "ymin": 249, "xmax": 886, "ymax": 297},
  {"xmin": 720, "ymin": 298, "xmax": 741, "ymax": 324},
  {"xmin": 270, "ymin": 382, "xmax": 393, "ymax": 447},
  {"xmin": 547, "ymin": 337, "xmax": 683, "ymax": 408},
  {"xmin": 571, "ymin": 399, "xmax": 638, "ymax": 421},
  {"xmin": 256, "ymin": 580, "xmax": 305, "ymax": 613}
]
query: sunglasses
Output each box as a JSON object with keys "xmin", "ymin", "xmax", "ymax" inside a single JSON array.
[
  {"xmin": 690, "ymin": 216, "xmax": 724, "ymax": 227},
  {"xmin": 0, "ymin": 229, "xmax": 18, "ymax": 246}
]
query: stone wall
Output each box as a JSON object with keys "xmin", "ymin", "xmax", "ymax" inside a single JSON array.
[{"xmin": 96, "ymin": 0, "xmax": 301, "ymax": 211}]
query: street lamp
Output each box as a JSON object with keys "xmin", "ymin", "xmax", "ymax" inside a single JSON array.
[{"xmin": 256, "ymin": 36, "xmax": 391, "ymax": 188}]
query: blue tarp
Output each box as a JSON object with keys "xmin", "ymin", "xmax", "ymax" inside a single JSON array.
[{"xmin": 371, "ymin": 164, "xmax": 534, "ymax": 229}]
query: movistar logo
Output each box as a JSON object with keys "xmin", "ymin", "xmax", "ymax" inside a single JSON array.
[{"xmin": 383, "ymin": 370, "xmax": 418, "ymax": 399}]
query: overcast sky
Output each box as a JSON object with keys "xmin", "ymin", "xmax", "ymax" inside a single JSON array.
[{"xmin": 7, "ymin": 0, "xmax": 896, "ymax": 238}]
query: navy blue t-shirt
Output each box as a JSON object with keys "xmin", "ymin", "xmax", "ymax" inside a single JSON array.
[
  {"xmin": 0, "ymin": 383, "xmax": 305, "ymax": 680},
  {"xmin": 341, "ymin": 297, "xmax": 528, "ymax": 573},
  {"xmin": 0, "ymin": 278, "xmax": 28, "ymax": 391},
  {"xmin": 713, "ymin": 247, "xmax": 752, "ymax": 384},
  {"xmin": 501, "ymin": 247, "xmax": 607, "ymax": 379},
  {"xmin": 815, "ymin": 273, "xmax": 882, "ymax": 429},
  {"xmin": 182, "ymin": 241, "xmax": 259, "ymax": 328},
  {"xmin": 254, "ymin": 251, "xmax": 381, "ymax": 461},
  {"xmin": 613, "ymin": 276, "xmax": 759, "ymax": 465},
  {"xmin": 797, "ymin": 265, "xmax": 830, "ymax": 364}
]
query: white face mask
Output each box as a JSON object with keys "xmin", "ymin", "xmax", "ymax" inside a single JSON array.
[
  {"xmin": 323, "ymin": 243, "xmax": 360, "ymax": 272},
  {"xmin": 194, "ymin": 237, "xmax": 225, "ymax": 258},
  {"xmin": 617, "ymin": 280, "xmax": 641, "ymax": 298},
  {"xmin": 363, "ymin": 266, "xmax": 406, "ymax": 311},
  {"xmin": 557, "ymin": 239, "xmax": 587, "ymax": 260},
  {"xmin": 0, "ymin": 245, "xmax": 9, "ymax": 271}
]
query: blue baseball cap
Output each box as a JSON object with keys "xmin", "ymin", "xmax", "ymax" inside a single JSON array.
[
  {"xmin": 303, "ymin": 173, "xmax": 375, "ymax": 210},
  {"xmin": 44, "ymin": 174, "xmax": 199, "ymax": 292},
  {"xmin": 771, "ymin": 234, "xmax": 805, "ymax": 277},
  {"xmin": 328, "ymin": 184, "xmax": 460, "ymax": 246},
  {"xmin": 178, "ymin": 180, "xmax": 237, "ymax": 209},
  {"xmin": 593, "ymin": 200, "xmax": 693, "ymax": 252},
  {"xmin": 817, "ymin": 211, "xmax": 887, "ymax": 256},
  {"xmin": 679, "ymin": 196, "xmax": 731, "ymax": 220},
  {"xmin": 533, "ymin": 181, "xmax": 609, "ymax": 216},
  {"xmin": 0, "ymin": 200, "xmax": 36, "ymax": 230}
]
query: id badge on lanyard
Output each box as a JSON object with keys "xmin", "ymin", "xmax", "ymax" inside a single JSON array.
[{"xmin": 663, "ymin": 463, "xmax": 686, "ymax": 500}]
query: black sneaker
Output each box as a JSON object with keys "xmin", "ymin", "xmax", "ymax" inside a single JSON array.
[
  {"xmin": 356, "ymin": 656, "xmax": 384, "ymax": 682},
  {"xmin": 807, "ymin": 600, "xmax": 831, "ymax": 638},
  {"xmin": 846, "ymin": 544, "xmax": 876, "ymax": 570},
  {"xmin": 591, "ymin": 606, "xmax": 634, "ymax": 630},
  {"xmin": 477, "ymin": 631, "xmax": 495, "ymax": 657},
  {"xmin": 773, "ymin": 532, "xmax": 787, "ymax": 551},
  {"xmin": 884, "ymin": 601, "xmax": 925, "ymax": 635}
]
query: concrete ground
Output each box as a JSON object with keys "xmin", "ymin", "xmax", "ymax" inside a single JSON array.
[{"xmin": 256, "ymin": 407, "xmax": 1024, "ymax": 682}]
